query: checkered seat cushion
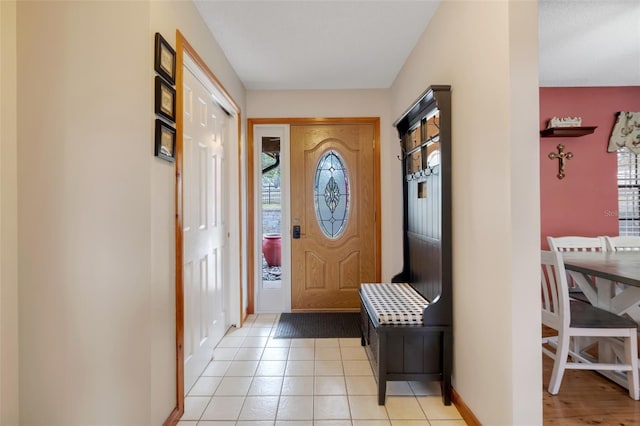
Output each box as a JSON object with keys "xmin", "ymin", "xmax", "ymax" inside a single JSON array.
[{"xmin": 360, "ymin": 283, "xmax": 429, "ymax": 325}]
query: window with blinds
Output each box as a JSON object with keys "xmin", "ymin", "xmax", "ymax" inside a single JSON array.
[{"xmin": 618, "ymin": 150, "xmax": 640, "ymax": 236}]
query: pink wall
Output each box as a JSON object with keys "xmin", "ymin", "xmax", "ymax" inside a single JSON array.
[{"xmin": 540, "ymin": 86, "xmax": 640, "ymax": 249}]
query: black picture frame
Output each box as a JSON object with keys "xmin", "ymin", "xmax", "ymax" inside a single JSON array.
[
  {"xmin": 154, "ymin": 32, "xmax": 176, "ymax": 84},
  {"xmin": 155, "ymin": 76, "xmax": 176, "ymax": 123},
  {"xmin": 155, "ymin": 119, "xmax": 176, "ymax": 162}
]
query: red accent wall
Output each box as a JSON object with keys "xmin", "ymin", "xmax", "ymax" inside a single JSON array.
[{"xmin": 540, "ymin": 86, "xmax": 640, "ymax": 249}]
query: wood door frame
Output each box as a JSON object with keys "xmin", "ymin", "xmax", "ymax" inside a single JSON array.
[
  {"xmin": 247, "ymin": 117, "xmax": 381, "ymax": 314},
  {"xmin": 165, "ymin": 31, "xmax": 242, "ymax": 426}
]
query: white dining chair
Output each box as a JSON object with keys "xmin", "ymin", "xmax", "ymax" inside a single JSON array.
[
  {"xmin": 541, "ymin": 250, "xmax": 639, "ymax": 400},
  {"xmin": 547, "ymin": 235, "xmax": 607, "ymax": 303},
  {"xmin": 547, "ymin": 236, "xmax": 607, "ymax": 253},
  {"xmin": 605, "ymin": 235, "xmax": 640, "ymax": 252}
]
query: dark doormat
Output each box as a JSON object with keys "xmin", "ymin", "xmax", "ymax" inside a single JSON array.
[{"xmin": 274, "ymin": 312, "xmax": 361, "ymax": 339}]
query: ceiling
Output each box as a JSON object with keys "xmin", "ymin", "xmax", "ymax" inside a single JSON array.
[
  {"xmin": 539, "ymin": 0, "xmax": 640, "ymax": 87},
  {"xmin": 194, "ymin": 0, "xmax": 640, "ymax": 91},
  {"xmin": 194, "ymin": 0, "xmax": 440, "ymax": 90}
]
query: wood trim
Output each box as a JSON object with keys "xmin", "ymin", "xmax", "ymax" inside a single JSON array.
[
  {"xmin": 166, "ymin": 30, "xmax": 242, "ymax": 426},
  {"xmin": 169, "ymin": 33, "xmax": 186, "ymax": 426},
  {"xmin": 452, "ymin": 387, "xmax": 482, "ymax": 426},
  {"xmin": 162, "ymin": 408, "xmax": 182, "ymax": 426},
  {"xmin": 176, "ymin": 31, "xmax": 239, "ymax": 113},
  {"xmin": 246, "ymin": 117, "xmax": 382, "ymax": 314},
  {"xmin": 372, "ymin": 117, "xmax": 381, "ymax": 281},
  {"xmin": 249, "ymin": 117, "xmax": 380, "ymax": 125}
]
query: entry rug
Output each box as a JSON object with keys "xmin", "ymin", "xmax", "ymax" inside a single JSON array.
[{"xmin": 273, "ymin": 312, "xmax": 361, "ymax": 339}]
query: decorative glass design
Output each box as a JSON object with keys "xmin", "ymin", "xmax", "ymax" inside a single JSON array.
[{"xmin": 314, "ymin": 150, "xmax": 350, "ymax": 238}]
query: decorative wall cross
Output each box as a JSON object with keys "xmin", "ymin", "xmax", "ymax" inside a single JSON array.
[{"xmin": 548, "ymin": 144, "xmax": 573, "ymax": 179}]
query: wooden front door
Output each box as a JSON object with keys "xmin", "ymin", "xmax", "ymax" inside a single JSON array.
[{"xmin": 290, "ymin": 123, "xmax": 378, "ymax": 310}]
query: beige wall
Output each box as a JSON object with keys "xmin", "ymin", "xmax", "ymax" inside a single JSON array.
[
  {"xmin": 16, "ymin": 1, "xmax": 245, "ymax": 424},
  {"xmin": 507, "ymin": 2, "xmax": 542, "ymax": 422},
  {"xmin": 1, "ymin": 1, "xmax": 19, "ymax": 424},
  {"xmin": 247, "ymin": 89, "xmax": 404, "ymax": 281},
  {"xmin": 18, "ymin": 2, "xmax": 152, "ymax": 423},
  {"xmin": 390, "ymin": 1, "xmax": 541, "ymax": 424},
  {"xmin": 149, "ymin": 2, "xmax": 246, "ymax": 423}
]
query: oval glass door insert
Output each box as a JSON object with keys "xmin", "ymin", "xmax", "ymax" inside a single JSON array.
[{"xmin": 314, "ymin": 150, "xmax": 350, "ymax": 239}]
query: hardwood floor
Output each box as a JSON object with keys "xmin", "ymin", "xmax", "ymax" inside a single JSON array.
[{"xmin": 542, "ymin": 327, "xmax": 640, "ymax": 425}]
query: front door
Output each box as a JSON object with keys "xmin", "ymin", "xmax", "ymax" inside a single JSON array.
[
  {"xmin": 182, "ymin": 59, "xmax": 227, "ymax": 391},
  {"xmin": 290, "ymin": 123, "xmax": 377, "ymax": 310}
]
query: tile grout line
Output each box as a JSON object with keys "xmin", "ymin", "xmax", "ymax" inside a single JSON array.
[{"xmin": 183, "ymin": 314, "xmax": 463, "ymax": 425}]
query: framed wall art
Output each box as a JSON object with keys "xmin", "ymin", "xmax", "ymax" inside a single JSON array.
[
  {"xmin": 155, "ymin": 76, "xmax": 176, "ymax": 122},
  {"xmin": 154, "ymin": 32, "xmax": 176, "ymax": 84},
  {"xmin": 155, "ymin": 119, "xmax": 176, "ymax": 162}
]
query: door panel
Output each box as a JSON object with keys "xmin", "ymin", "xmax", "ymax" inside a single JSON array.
[
  {"xmin": 183, "ymin": 63, "xmax": 227, "ymax": 392},
  {"xmin": 291, "ymin": 124, "xmax": 376, "ymax": 310}
]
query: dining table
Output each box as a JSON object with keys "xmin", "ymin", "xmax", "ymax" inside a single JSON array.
[
  {"xmin": 560, "ymin": 250, "xmax": 640, "ymax": 392},
  {"xmin": 561, "ymin": 251, "xmax": 640, "ymax": 321}
]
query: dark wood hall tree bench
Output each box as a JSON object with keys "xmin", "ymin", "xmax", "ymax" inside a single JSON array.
[{"xmin": 359, "ymin": 86, "xmax": 453, "ymax": 406}]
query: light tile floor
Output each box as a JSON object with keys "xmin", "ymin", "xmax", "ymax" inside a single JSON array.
[{"xmin": 179, "ymin": 314, "xmax": 466, "ymax": 426}]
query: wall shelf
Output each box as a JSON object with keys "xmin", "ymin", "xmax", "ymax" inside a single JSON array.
[{"xmin": 540, "ymin": 126, "xmax": 597, "ymax": 138}]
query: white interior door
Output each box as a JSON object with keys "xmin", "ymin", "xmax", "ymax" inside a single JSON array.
[{"xmin": 182, "ymin": 59, "xmax": 228, "ymax": 392}]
